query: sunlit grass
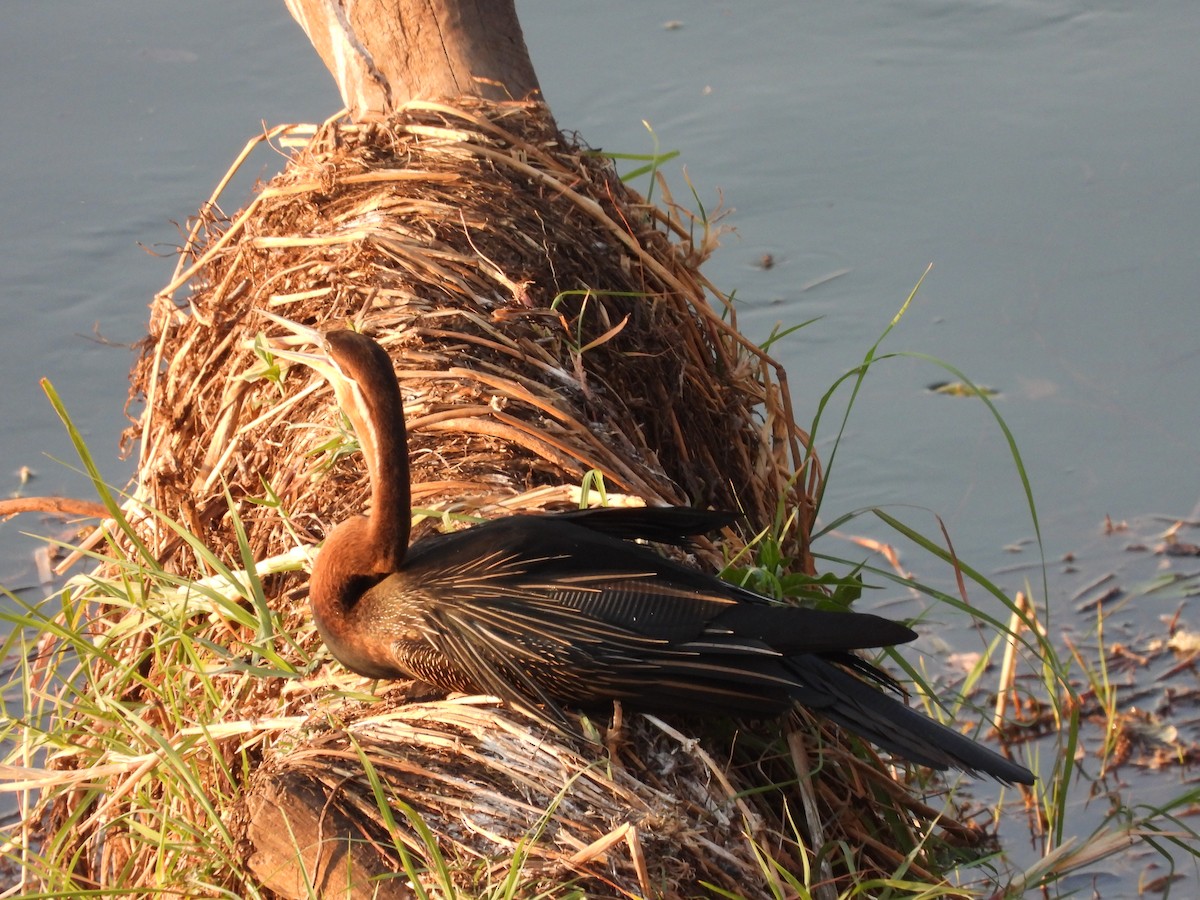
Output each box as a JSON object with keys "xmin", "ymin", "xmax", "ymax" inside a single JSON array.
[
  {"xmin": 746, "ymin": 272, "xmax": 1200, "ymax": 896},
  {"xmin": 0, "ymin": 382, "xmax": 314, "ymax": 897}
]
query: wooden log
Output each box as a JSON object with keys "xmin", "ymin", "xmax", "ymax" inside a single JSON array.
[
  {"xmin": 245, "ymin": 768, "xmax": 412, "ymax": 900},
  {"xmin": 0, "ymin": 496, "xmax": 108, "ymax": 520},
  {"xmin": 283, "ymin": 0, "xmax": 543, "ymax": 120}
]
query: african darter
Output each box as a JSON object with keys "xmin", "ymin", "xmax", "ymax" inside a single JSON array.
[{"xmin": 265, "ymin": 319, "xmax": 1033, "ymax": 785}]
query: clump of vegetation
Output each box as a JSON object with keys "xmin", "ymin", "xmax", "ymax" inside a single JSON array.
[{"xmin": 3, "ymin": 102, "xmax": 1195, "ymax": 897}]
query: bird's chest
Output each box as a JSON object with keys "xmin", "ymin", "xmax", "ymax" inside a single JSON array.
[{"xmin": 391, "ymin": 641, "xmax": 482, "ymax": 694}]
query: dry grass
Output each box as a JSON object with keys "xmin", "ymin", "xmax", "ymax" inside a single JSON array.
[{"xmin": 127, "ymin": 99, "xmax": 815, "ymax": 576}]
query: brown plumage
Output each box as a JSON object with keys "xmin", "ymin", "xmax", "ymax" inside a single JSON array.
[{"xmin": 269, "ymin": 322, "xmax": 1033, "ymax": 785}]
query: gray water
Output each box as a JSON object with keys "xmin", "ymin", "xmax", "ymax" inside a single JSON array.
[{"xmin": 3, "ymin": 2, "xmax": 1198, "ymax": 892}]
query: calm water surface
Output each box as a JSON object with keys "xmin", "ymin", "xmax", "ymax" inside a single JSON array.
[{"xmin": 2, "ymin": 2, "xmax": 1197, "ymax": 891}]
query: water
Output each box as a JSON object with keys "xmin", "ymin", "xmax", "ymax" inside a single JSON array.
[
  {"xmin": 526, "ymin": 1, "xmax": 1200, "ymax": 570},
  {"xmin": 0, "ymin": 3, "xmax": 332, "ymax": 591},
  {"xmin": 3, "ymin": 1, "xmax": 1198, "ymax": 891}
]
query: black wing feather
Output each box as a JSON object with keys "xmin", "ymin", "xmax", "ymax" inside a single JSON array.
[{"xmin": 379, "ymin": 510, "xmax": 1033, "ymax": 784}]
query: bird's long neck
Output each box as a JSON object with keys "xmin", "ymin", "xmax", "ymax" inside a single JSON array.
[{"xmin": 359, "ymin": 375, "xmax": 411, "ymax": 572}]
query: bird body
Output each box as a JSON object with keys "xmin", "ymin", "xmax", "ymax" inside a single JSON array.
[
  {"xmin": 318, "ymin": 507, "xmax": 911, "ymax": 709},
  {"xmin": 270, "ymin": 324, "xmax": 1034, "ymax": 785}
]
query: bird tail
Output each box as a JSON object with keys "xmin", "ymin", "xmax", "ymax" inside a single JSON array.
[{"xmin": 789, "ymin": 655, "xmax": 1035, "ymax": 785}]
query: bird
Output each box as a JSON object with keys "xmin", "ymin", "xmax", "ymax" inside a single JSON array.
[{"xmin": 266, "ymin": 319, "xmax": 1034, "ymax": 785}]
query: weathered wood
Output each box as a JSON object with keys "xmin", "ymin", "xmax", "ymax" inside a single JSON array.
[
  {"xmin": 0, "ymin": 496, "xmax": 108, "ymax": 520},
  {"xmin": 246, "ymin": 768, "xmax": 413, "ymax": 900},
  {"xmin": 283, "ymin": 0, "xmax": 543, "ymax": 120}
]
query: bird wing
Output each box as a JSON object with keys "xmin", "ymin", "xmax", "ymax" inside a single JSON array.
[
  {"xmin": 412, "ymin": 566, "xmax": 792, "ymax": 718},
  {"xmin": 382, "ymin": 515, "xmax": 1034, "ymax": 783},
  {"xmin": 391, "ymin": 516, "xmax": 908, "ymax": 717},
  {"xmin": 403, "ymin": 513, "xmax": 914, "ymax": 647}
]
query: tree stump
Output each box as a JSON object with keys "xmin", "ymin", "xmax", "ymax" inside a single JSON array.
[{"xmin": 283, "ymin": 0, "xmax": 543, "ymax": 119}]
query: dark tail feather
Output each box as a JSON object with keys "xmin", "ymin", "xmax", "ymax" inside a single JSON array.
[{"xmin": 791, "ymin": 656, "xmax": 1035, "ymax": 785}]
